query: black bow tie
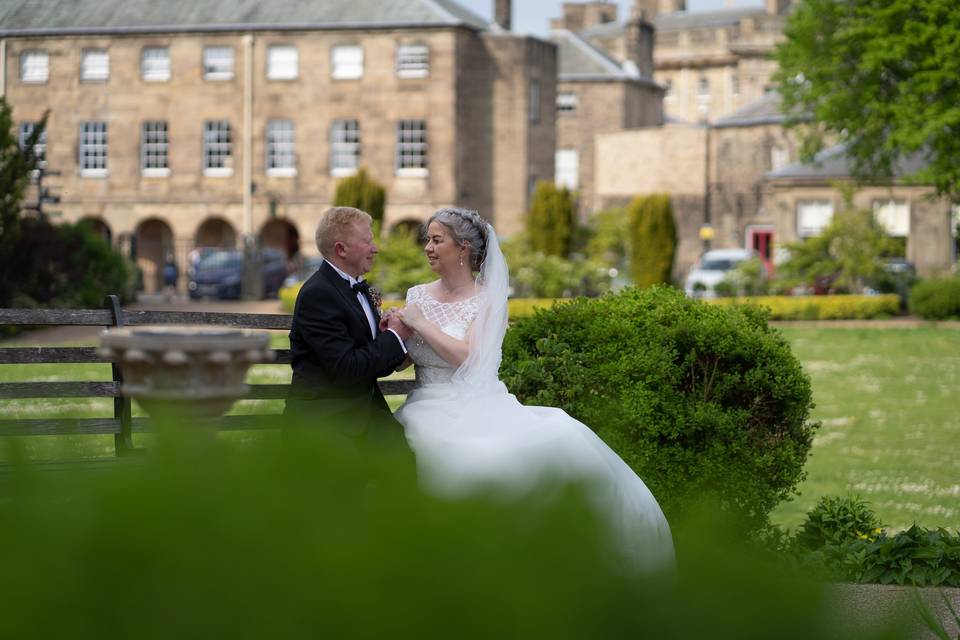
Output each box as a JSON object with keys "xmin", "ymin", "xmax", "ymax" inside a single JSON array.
[{"xmin": 351, "ymin": 281, "xmax": 370, "ymax": 296}]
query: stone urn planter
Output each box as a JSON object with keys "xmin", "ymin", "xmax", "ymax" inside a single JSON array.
[{"xmin": 98, "ymin": 326, "xmax": 275, "ymax": 419}]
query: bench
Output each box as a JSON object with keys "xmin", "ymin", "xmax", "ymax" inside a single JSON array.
[{"xmin": 0, "ymin": 295, "xmax": 416, "ymax": 458}]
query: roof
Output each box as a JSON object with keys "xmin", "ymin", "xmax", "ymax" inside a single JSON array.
[
  {"xmin": 713, "ymin": 92, "xmax": 788, "ymax": 128},
  {"xmin": 551, "ymin": 29, "xmax": 657, "ymax": 84},
  {"xmin": 0, "ymin": 0, "xmax": 492, "ymax": 36},
  {"xmin": 766, "ymin": 144, "xmax": 930, "ymax": 180},
  {"xmin": 577, "ymin": 6, "xmax": 769, "ymax": 38},
  {"xmin": 655, "ymin": 7, "xmax": 768, "ymax": 31}
]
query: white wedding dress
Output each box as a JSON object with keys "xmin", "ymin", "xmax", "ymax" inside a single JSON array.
[{"xmin": 394, "ymin": 227, "xmax": 673, "ymax": 571}]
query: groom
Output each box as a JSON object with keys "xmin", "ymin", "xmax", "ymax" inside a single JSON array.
[{"xmin": 284, "ymin": 206, "xmax": 412, "ymax": 446}]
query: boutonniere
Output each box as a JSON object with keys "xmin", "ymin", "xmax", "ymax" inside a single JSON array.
[{"xmin": 368, "ymin": 285, "xmax": 383, "ymax": 311}]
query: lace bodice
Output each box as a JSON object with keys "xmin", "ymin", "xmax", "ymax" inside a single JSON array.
[{"xmin": 405, "ymin": 284, "xmax": 481, "ymax": 386}]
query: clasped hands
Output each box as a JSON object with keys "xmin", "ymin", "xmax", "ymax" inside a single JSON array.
[{"xmin": 379, "ymin": 304, "xmax": 425, "ymax": 341}]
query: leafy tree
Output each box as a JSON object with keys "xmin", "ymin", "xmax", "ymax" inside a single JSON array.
[
  {"xmin": 527, "ymin": 181, "xmax": 576, "ymax": 257},
  {"xmin": 333, "ymin": 168, "xmax": 386, "ymax": 226},
  {"xmin": 778, "ymin": 207, "xmax": 900, "ymax": 293},
  {"xmin": 0, "ymin": 98, "xmax": 47, "ymax": 305},
  {"xmin": 775, "ymin": 0, "xmax": 960, "ymax": 199},
  {"xmin": 627, "ymin": 194, "xmax": 676, "ymax": 288}
]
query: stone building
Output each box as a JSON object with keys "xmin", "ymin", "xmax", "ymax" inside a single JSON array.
[
  {"xmin": 0, "ymin": 0, "xmax": 556, "ymax": 291},
  {"xmin": 578, "ymin": 0, "xmax": 791, "ymax": 125},
  {"xmin": 765, "ymin": 147, "xmax": 959, "ymax": 277},
  {"xmin": 549, "ymin": 3, "xmax": 663, "ymax": 215}
]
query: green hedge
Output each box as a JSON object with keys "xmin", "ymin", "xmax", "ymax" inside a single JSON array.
[
  {"xmin": 501, "ymin": 286, "xmax": 817, "ymax": 533},
  {"xmin": 709, "ymin": 294, "xmax": 900, "ymax": 320},
  {"xmin": 909, "ymin": 277, "xmax": 960, "ymax": 320},
  {"xmin": 281, "ymin": 282, "xmax": 559, "ymax": 319}
]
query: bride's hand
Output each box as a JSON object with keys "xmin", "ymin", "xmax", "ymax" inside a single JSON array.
[{"xmin": 398, "ymin": 303, "xmax": 425, "ymax": 332}]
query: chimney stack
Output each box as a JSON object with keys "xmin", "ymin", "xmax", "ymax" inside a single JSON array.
[
  {"xmin": 765, "ymin": 0, "xmax": 790, "ymax": 15},
  {"xmin": 494, "ymin": 0, "xmax": 511, "ymax": 31}
]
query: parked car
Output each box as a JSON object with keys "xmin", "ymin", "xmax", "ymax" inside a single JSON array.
[
  {"xmin": 188, "ymin": 248, "xmax": 287, "ymax": 300},
  {"xmin": 282, "ymin": 255, "xmax": 324, "ymax": 289},
  {"xmin": 684, "ymin": 248, "xmax": 756, "ymax": 298}
]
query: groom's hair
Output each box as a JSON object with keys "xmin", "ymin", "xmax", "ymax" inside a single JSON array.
[{"xmin": 316, "ymin": 207, "xmax": 373, "ymax": 256}]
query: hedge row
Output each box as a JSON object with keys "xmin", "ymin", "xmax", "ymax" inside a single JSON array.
[
  {"xmin": 709, "ymin": 294, "xmax": 900, "ymax": 320},
  {"xmin": 909, "ymin": 277, "xmax": 960, "ymax": 320},
  {"xmin": 280, "ymin": 282, "xmax": 556, "ymax": 319}
]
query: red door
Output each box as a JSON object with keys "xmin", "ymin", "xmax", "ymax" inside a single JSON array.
[{"xmin": 747, "ymin": 226, "xmax": 774, "ymax": 275}]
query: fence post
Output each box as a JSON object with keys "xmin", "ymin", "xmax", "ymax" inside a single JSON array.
[{"xmin": 104, "ymin": 294, "xmax": 135, "ymax": 455}]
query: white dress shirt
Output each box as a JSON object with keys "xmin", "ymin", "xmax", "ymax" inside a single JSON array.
[{"xmin": 324, "ymin": 260, "xmax": 406, "ymax": 353}]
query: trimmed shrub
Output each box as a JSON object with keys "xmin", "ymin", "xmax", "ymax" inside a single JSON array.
[
  {"xmin": 909, "ymin": 277, "xmax": 960, "ymax": 320},
  {"xmin": 527, "ymin": 181, "xmax": 576, "ymax": 258},
  {"xmin": 709, "ymin": 294, "xmax": 900, "ymax": 320},
  {"xmin": 627, "ymin": 194, "xmax": 676, "ymax": 288},
  {"xmin": 501, "ymin": 286, "xmax": 817, "ymax": 533},
  {"xmin": 333, "ymin": 168, "xmax": 386, "ymax": 226},
  {"xmin": 10, "ymin": 217, "xmax": 135, "ymax": 307}
]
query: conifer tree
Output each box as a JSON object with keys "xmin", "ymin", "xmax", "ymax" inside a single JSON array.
[
  {"xmin": 526, "ymin": 181, "xmax": 576, "ymax": 257},
  {"xmin": 627, "ymin": 194, "xmax": 677, "ymax": 288},
  {"xmin": 333, "ymin": 168, "xmax": 386, "ymax": 226}
]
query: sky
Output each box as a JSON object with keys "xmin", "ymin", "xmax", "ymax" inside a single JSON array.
[{"xmin": 457, "ymin": 0, "xmax": 765, "ymax": 37}]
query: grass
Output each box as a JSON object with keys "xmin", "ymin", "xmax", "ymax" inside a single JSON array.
[
  {"xmin": 770, "ymin": 327, "xmax": 960, "ymax": 533},
  {"xmin": 3, "ymin": 327, "xmax": 959, "ymax": 532}
]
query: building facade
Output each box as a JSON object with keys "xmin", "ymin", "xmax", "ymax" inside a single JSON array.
[
  {"xmin": 577, "ymin": 0, "xmax": 790, "ymax": 125},
  {"xmin": 550, "ymin": 3, "xmax": 663, "ymax": 216},
  {"xmin": 1, "ymin": 0, "xmax": 555, "ymax": 291}
]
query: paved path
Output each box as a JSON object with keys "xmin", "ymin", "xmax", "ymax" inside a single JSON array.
[
  {"xmin": 829, "ymin": 583, "xmax": 960, "ymax": 639},
  {"xmin": 2, "ymin": 295, "xmax": 287, "ymax": 346}
]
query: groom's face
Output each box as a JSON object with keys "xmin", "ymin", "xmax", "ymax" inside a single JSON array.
[{"xmin": 338, "ymin": 221, "xmax": 378, "ymax": 277}]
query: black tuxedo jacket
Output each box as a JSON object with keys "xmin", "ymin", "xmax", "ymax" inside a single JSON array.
[{"xmin": 284, "ymin": 261, "xmax": 406, "ymax": 431}]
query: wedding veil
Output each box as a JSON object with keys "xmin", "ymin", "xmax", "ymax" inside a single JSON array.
[{"xmin": 450, "ymin": 223, "xmax": 509, "ymax": 393}]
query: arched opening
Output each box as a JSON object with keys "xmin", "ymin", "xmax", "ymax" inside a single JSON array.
[
  {"xmin": 390, "ymin": 218, "xmax": 425, "ymax": 244},
  {"xmin": 195, "ymin": 217, "xmax": 237, "ymax": 250},
  {"xmin": 133, "ymin": 218, "xmax": 174, "ymax": 294},
  {"xmin": 78, "ymin": 217, "xmax": 112, "ymax": 246},
  {"xmin": 259, "ymin": 219, "xmax": 300, "ymax": 260}
]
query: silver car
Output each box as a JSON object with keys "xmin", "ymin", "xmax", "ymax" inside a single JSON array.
[{"xmin": 684, "ymin": 248, "xmax": 755, "ymax": 298}]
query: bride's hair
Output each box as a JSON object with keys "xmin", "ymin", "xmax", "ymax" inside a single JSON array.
[{"xmin": 427, "ymin": 207, "xmax": 488, "ymax": 271}]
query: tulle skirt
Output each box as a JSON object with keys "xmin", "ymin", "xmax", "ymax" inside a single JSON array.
[{"xmin": 395, "ymin": 381, "xmax": 674, "ymax": 571}]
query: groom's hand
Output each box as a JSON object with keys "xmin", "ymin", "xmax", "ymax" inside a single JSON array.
[{"xmin": 386, "ymin": 314, "xmax": 413, "ymax": 341}]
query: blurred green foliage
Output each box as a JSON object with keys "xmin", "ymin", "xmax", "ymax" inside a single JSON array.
[
  {"xmin": 501, "ymin": 286, "xmax": 817, "ymax": 534},
  {"xmin": 627, "ymin": 194, "xmax": 677, "ymax": 288},
  {"xmin": 366, "ymin": 225, "xmax": 435, "ymax": 299},
  {"xmin": 334, "ymin": 168, "xmax": 386, "ymax": 226},
  {"xmin": 778, "ymin": 209, "xmax": 901, "ymax": 294},
  {"xmin": 909, "ymin": 277, "xmax": 960, "ymax": 320},
  {"xmin": 0, "ymin": 429, "xmax": 911, "ymax": 638},
  {"xmin": 0, "ymin": 98, "xmax": 47, "ymax": 306},
  {"xmin": 8, "ymin": 216, "xmax": 136, "ymax": 308},
  {"xmin": 527, "ymin": 181, "xmax": 576, "ymax": 258},
  {"xmin": 501, "ymin": 233, "xmax": 611, "ymax": 298}
]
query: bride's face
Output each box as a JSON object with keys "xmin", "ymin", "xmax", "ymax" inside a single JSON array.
[{"xmin": 424, "ymin": 221, "xmax": 465, "ymax": 274}]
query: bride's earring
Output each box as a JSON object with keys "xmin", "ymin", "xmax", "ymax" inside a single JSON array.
[{"xmin": 459, "ymin": 253, "xmax": 464, "ymax": 267}]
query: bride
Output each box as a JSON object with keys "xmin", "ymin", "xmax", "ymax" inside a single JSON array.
[{"xmin": 386, "ymin": 207, "xmax": 673, "ymax": 570}]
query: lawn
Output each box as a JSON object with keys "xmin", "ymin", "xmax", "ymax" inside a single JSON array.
[
  {"xmin": 770, "ymin": 327, "xmax": 960, "ymax": 532},
  {"xmin": 2, "ymin": 327, "xmax": 958, "ymax": 532}
]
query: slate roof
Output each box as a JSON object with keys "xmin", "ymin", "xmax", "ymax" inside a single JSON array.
[
  {"xmin": 551, "ymin": 29, "xmax": 658, "ymax": 85},
  {"xmin": 577, "ymin": 6, "xmax": 768, "ymax": 38},
  {"xmin": 0, "ymin": 0, "xmax": 492, "ymax": 36},
  {"xmin": 766, "ymin": 144, "xmax": 930, "ymax": 180},
  {"xmin": 713, "ymin": 91, "xmax": 788, "ymax": 128},
  {"xmin": 655, "ymin": 7, "xmax": 767, "ymax": 31}
]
